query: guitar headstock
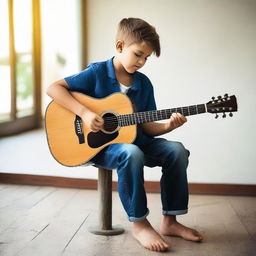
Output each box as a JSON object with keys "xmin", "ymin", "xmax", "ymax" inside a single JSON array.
[{"xmin": 206, "ymin": 94, "xmax": 237, "ymax": 118}]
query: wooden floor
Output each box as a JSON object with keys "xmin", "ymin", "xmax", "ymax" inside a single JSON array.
[{"xmin": 0, "ymin": 184, "xmax": 255, "ymax": 256}]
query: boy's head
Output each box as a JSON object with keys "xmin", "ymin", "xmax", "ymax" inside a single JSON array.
[{"xmin": 116, "ymin": 18, "xmax": 160, "ymax": 57}]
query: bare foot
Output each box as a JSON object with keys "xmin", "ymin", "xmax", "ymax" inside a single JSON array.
[
  {"xmin": 132, "ymin": 219, "xmax": 169, "ymax": 252},
  {"xmin": 160, "ymin": 216, "xmax": 203, "ymax": 242}
]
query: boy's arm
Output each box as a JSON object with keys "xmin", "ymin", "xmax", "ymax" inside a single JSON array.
[
  {"xmin": 141, "ymin": 113, "xmax": 187, "ymax": 137},
  {"xmin": 47, "ymin": 80, "xmax": 104, "ymax": 131}
]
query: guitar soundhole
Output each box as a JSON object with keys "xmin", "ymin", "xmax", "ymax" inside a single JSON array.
[{"xmin": 102, "ymin": 113, "xmax": 119, "ymax": 133}]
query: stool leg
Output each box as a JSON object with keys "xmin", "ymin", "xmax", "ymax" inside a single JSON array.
[
  {"xmin": 88, "ymin": 168, "xmax": 124, "ymax": 236},
  {"xmin": 98, "ymin": 167, "xmax": 112, "ymax": 230}
]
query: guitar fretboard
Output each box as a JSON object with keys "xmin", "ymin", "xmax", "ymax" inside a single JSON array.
[{"xmin": 118, "ymin": 104, "xmax": 206, "ymax": 127}]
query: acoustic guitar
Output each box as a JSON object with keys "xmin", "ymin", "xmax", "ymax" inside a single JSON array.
[{"xmin": 45, "ymin": 92, "xmax": 237, "ymax": 167}]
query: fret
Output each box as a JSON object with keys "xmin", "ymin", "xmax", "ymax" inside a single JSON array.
[
  {"xmin": 157, "ymin": 110, "xmax": 161, "ymax": 120},
  {"xmin": 139, "ymin": 112, "xmax": 144, "ymax": 123},
  {"xmin": 197, "ymin": 104, "xmax": 206, "ymax": 114},
  {"xmin": 128, "ymin": 116, "xmax": 132, "ymax": 125},
  {"xmin": 146, "ymin": 111, "xmax": 151, "ymax": 122},
  {"xmin": 193, "ymin": 105, "xmax": 198, "ymax": 115},
  {"xmin": 158, "ymin": 110, "xmax": 163, "ymax": 120},
  {"xmin": 133, "ymin": 113, "xmax": 138, "ymax": 124},
  {"xmin": 161, "ymin": 109, "xmax": 167, "ymax": 119},
  {"xmin": 195, "ymin": 105, "xmax": 198, "ymax": 115},
  {"xmin": 126, "ymin": 115, "xmax": 130, "ymax": 125},
  {"xmin": 187, "ymin": 106, "xmax": 190, "ymax": 116},
  {"xmin": 164, "ymin": 109, "xmax": 169, "ymax": 119},
  {"xmin": 151, "ymin": 111, "xmax": 156, "ymax": 122},
  {"xmin": 167, "ymin": 109, "xmax": 171, "ymax": 118},
  {"xmin": 122, "ymin": 115, "xmax": 126, "ymax": 126},
  {"xmin": 123, "ymin": 115, "xmax": 126, "ymax": 126},
  {"xmin": 189, "ymin": 105, "xmax": 196, "ymax": 115},
  {"xmin": 188, "ymin": 105, "xmax": 195, "ymax": 116},
  {"xmin": 182, "ymin": 107, "xmax": 189, "ymax": 116}
]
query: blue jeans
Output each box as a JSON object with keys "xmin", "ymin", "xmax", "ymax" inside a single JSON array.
[{"xmin": 91, "ymin": 138, "xmax": 189, "ymax": 222}]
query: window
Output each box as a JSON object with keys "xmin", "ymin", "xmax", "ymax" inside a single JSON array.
[{"xmin": 0, "ymin": 0, "xmax": 41, "ymax": 136}]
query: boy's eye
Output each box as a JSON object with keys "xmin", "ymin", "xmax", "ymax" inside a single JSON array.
[{"xmin": 134, "ymin": 52, "xmax": 148, "ymax": 61}]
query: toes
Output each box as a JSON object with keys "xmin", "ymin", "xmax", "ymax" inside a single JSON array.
[
  {"xmin": 148, "ymin": 243, "xmax": 155, "ymax": 251},
  {"xmin": 150, "ymin": 243, "xmax": 157, "ymax": 251},
  {"xmin": 156, "ymin": 243, "xmax": 162, "ymax": 252},
  {"xmin": 163, "ymin": 241, "xmax": 169, "ymax": 248},
  {"xmin": 192, "ymin": 229, "xmax": 203, "ymax": 241},
  {"xmin": 148, "ymin": 241, "xmax": 169, "ymax": 252},
  {"xmin": 158, "ymin": 242, "xmax": 165, "ymax": 252},
  {"xmin": 158, "ymin": 241, "xmax": 169, "ymax": 252},
  {"xmin": 196, "ymin": 235, "xmax": 203, "ymax": 241},
  {"xmin": 155, "ymin": 243, "xmax": 161, "ymax": 252}
]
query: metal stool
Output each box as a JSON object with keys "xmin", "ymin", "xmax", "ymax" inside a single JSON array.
[{"xmin": 88, "ymin": 168, "xmax": 124, "ymax": 235}]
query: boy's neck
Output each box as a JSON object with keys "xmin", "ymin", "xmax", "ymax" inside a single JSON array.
[{"xmin": 113, "ymin": 56, "xmax": 133, "ymax": 86}]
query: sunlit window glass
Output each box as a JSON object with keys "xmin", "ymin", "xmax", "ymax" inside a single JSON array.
[
  {"xmin": 13, "ymin": 0, "xmax": 34, "ymax": 118},
  {"xmin": 0, "ymin": 0, "xmax": 11, "ymax": 122}
]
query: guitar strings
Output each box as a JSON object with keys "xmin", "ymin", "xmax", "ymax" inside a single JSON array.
[
  {"xmin": 98, "ymin": 105, "xmax": 206, "ymax": 129},
  {"xmin": 102, "ymin": 105, "xmax": 204, "ymax": 124},
  {"xmin": 84, "ymin": 109, "xmax": 201, "ymax": 131}
]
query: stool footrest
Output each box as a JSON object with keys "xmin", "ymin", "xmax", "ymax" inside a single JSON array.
[{"xmin": 88, "ymin": 225, "xmax": 124, "ymax": 236}]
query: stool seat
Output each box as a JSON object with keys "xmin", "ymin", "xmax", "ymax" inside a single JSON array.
[{"xmin": 88, "ymin": 168, "xmax": 124, "ymax": 236}]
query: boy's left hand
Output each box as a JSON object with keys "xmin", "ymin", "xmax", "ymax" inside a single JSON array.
[{"xmin": 165, "ymin": 113, "xmax": 187, "ymax": 132}]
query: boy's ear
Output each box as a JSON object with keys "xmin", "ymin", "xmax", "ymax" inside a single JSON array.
[{"xmin": 116, "ymin": 40, "xmax": 124, "ymax": 53}]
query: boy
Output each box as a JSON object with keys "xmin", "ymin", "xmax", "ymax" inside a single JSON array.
[{"xmin": 47, "ymin": 17, "xmax": 202, "ymax": 252}]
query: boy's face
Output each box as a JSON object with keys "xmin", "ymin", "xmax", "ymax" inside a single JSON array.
[{"xmin": 117, "ymin": 41, "xmax": 153, "ymax": 74}]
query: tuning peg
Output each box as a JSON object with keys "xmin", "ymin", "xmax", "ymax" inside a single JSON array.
[
  {"xmin": 224, "ymin": 93, "xmax": 228, "ymax": 98},
  {"xmin": 222, "ymin": 113, "xmax": 226, "ymax": 118},
  {"xmin": 215, "ymin": 114, "xmax": 219, "ymax": 119},
  {"xmin": 229, "ymin": 112, "xmax": 233, "ymax": 117},
  {"xmin": 218, "ymin": 96, "xmax": 222, "ymax": 99}
]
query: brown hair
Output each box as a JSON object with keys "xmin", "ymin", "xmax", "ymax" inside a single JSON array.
[{"xmin": 116, "ymin": 18, "xmax": 161, "ymax": 57}]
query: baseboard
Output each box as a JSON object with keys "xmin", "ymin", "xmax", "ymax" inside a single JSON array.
[{"xmin": 0, "ymin": 173, "xmax": 255, "ymax": 196}]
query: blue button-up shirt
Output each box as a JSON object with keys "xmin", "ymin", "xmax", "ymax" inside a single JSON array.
[{"xmin": 64, "ymin": 57, "xmax": 157, "ymax": 146}]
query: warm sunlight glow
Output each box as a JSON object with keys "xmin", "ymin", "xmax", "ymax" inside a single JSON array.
[
  {"xmin": 13, "ymin": 0, "xmax": 34, "ymax": 117},
  {"xmin": 0, "ymin": 0, "xmax": 11, "ymax": 121},
  {"xmin": 0, "ymin": 0, "xmax": 34, "ymax": 121}
]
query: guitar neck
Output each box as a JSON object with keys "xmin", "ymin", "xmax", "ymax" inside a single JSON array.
[{"xmin": 118, "ymin": 104, "xmax": 206, "ymax": 126}]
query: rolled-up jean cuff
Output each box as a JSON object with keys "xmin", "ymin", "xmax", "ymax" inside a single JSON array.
[
  {"xmin": 128, "ymin": 210, "xmax": 149, "ymax": 222},
  {"xmin": 162, "ymin": 209, "xmax": 188, "ymax": 215}
]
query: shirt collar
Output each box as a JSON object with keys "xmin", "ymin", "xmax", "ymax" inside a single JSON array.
[{"xmin": 106, "ymin": 57, "xmax": 142, "ymax": 91}]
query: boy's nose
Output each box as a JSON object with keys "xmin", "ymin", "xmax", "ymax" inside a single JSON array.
[{"xmin": 138, "ymin": 59, "xmax": 145, "ymax": 66}]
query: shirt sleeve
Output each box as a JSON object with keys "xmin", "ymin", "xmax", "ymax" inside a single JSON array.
[{"xmin": 64, "ymin": 64, "xmax": 95, "ymax": 94}]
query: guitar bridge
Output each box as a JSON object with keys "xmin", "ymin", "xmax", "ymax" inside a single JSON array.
[{"xmin": 74, "ymin": 115, "xmax": 85, "ymax": 144}]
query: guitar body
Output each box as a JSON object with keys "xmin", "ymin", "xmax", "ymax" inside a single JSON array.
[{"xmin": 45, "ymin": 92, "xmax": 136, "ymax": 167}]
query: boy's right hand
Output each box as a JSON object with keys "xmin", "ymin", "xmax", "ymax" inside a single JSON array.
[{"xmin": 81, "ymin": 109, "xmax": 104, "ymax": 132}]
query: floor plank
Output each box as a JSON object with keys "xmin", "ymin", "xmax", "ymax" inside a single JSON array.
[
  {"xmin": 0, "ymin": 186, "xmax": 56, "ymax": 233},
  {"xmin": 0, "ymin": 184, "xmax": 38, "ymax": 208},
  {"xmin": 16, "ymin": 190, "xmax": 92, "ymax": 256},
  {"xmin": 227, "ymin": 196, "xmax": 256, "ymax": 239},
  {"xmin": 0, "ymin": 187, "xmax": 78, "ymax": 256}
]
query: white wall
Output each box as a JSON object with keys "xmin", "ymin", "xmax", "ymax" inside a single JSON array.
[
  {"xmin": 84, "ymin": 0, "xmax": 256, "ymax": 184},
  {"xmin": 41, "ymin": 0, "xmax": 82, "ymax": 111}
]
